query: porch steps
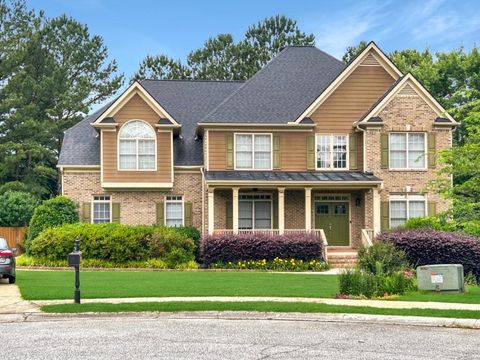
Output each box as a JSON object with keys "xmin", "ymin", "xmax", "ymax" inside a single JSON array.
[{"xmin": 327, "ymin": 248, "xmax": 358, "ymax": 269}]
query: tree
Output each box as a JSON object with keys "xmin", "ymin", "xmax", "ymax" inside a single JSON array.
[
  {"xmin": 342, "ymin": 40, "xmax": 367, "ymax": 63},
  {"xmin": 0, "ymin": 191, "xmax": 38, "ymax": 226},
  {"xmin": 132, "ymin": 15, "xmax": 315, "ymax": 81},
  {"xmin": 0, "ymin": 1, "xmax": 123, "ymax": 197}
]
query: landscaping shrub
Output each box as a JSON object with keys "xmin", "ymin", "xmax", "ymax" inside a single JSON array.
[
  {"xmin": 26, "ymin": 195, "xmax": 79, "ymax": 253},
  {"xmin": 29, "ymin": 223, "xmax": 196, "ymax": 267},
  {"xmin": 404, "ymin": 215, "xmax": 456, "ymax": 232},
  {"xmin": 211, "ymin": 258, "xmax": 329, "ymax": 272},
  {"xmin": 339, "ymin": 269, "xmax": 415, "ymax": 298},
  {"xmin": 175, "ymin": 226, "xmax": 201, "ymax": 259},
  {"xmin": 377, "ymin": 229, "xmax": 480, "ymax": 279},
  {"xmin": 0, "ymin": 191, "xmax": 39, "ymax": 227},
  {"xmin": 357, "ymin": 242, "xmax": 408, "ymax": 275},
  {"xmin": 201, "ymin": 232, "xmax": 323, "ymax": 265}
]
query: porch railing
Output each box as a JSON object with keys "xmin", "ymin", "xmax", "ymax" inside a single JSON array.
[
  {"xmin": 212, "ymin": 229, "xmax": 329, "ymax": 262},
  {"xmin": 361, "ymin": 228, "xmax": 374, "ymax": 248}
]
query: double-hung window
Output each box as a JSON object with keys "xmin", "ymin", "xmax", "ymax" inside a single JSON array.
[
  {"xmin": 165, "ymin": 196, "xmax": 183, "ymax": 227},
  {"xmin": 238, "ymin": 194, "xmax": 272, "ymax": 230},
  {"xmin": 316, "ymin": 134, "xmax": 348, "ymax": 169},
  {"xmin": 235, "ymin": 134, "xmax": 272, "ymax": 170},
  {"xmin": 390, "ymin": 133, "xmax": 426, "ymax": 169},
  {"xmin": 389, "ymin": 194, "xmax": 426, "ymax": 228},
  {"xmin": 92, "ymin": 196, "xmax": 111, "ymax": 223},
  {"xmin": 118, "ymin": 120, "xmax": 156, "ymax": 170}
]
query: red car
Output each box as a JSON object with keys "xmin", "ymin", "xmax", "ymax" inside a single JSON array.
[{"xmin": 0, "ymin": 237, "xmax": 16, "ymax": 284}]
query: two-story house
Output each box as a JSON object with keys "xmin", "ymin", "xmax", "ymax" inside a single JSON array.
[{"xmin": 59, "ymin": 42, "xmax": 456, "ymax": 264}]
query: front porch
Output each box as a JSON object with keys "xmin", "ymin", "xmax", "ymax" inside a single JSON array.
[{"xmin": 206, "ymin": 185, "xmax": 380, "ymax": 263}]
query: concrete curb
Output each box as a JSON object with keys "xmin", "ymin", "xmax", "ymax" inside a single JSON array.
[{"xmin": 1, "ymin": 311, "xmax": 479, "ymax": 329}]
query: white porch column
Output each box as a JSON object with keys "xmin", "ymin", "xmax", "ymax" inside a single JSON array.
[
  {"xmin": 373, "ymin": 187, "xmax": 381, "ymax": 235},
  {"xmin": 207, "ymin": 188, "xmax": 215, "ymax": 235},
  {"xmin": 305, "ymin": 187, "xmax": 312, "ymax": 230},
  {"xmin": 232, "ymin": 187, "xmax": 239, "ymax": 234},
  {"xmin": 278, "ymin": 187, "xmax": 285, "ymax": 235}
]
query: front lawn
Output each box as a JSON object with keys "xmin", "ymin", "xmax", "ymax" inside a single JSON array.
[
  {"xmin": 41, "ymin": 301, "xmax": 480, "ymax": 319},
  {"xmin": 16, "ymin": 270, "xmax": 339, "ymax": 300},
  {"xmin": 17, "ymin": 270, "xmax": 480, "ymax": 304}
]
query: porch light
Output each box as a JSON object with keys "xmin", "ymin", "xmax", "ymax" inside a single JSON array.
[{"xmin": 355, "ymin": 197, "xmax": 361, "ymax": 207}]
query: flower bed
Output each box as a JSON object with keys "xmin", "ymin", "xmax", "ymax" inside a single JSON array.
[{"xmin": 210, "ymin": 258, "xmax": 329, "ymax": 272}]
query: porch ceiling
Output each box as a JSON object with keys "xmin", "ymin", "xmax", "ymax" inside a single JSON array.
[{"xmin": 204, "ymin": 170, "xmax": 382, "ymax": 186}]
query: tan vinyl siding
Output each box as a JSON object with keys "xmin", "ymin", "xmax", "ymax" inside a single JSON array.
[
  {"xmin": 208, "ymin": 130, "xmax": 310, "ymax": 171},
  {"xmin": 311, "ymin": 65, "xmax": 395, "ymax": 133},
  {"xmin": 102, "ymin": 93, "xmax": 172, "ymax": 183}
]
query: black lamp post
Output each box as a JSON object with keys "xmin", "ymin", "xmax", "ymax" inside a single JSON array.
[{"xmin": 68, "ymin": 237, "xmax": 81, "ymax": 304}]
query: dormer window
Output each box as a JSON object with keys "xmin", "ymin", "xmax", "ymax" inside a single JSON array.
[{"xmin": 118, "ymin": 120, "xmax": 156, "ymax": 170}]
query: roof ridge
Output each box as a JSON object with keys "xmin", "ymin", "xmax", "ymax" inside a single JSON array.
[
  {"xmin": 140, "ymin": 78, "xmax": 245, "ymax": 83},
  {"xmin": 199, "ymin": 46, "xmax": 294, "ymax": 122}
]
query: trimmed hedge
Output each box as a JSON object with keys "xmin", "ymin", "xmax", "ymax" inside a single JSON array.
[
  {"xmin": 29, "ymin": 223, "xmax": 197, "ymax": 267},
  {"xmin": 377, "ymin": 229, "xmax": 480, "ymax": 279},
  {"xmin": 201, "ymin": 232, "xmax": 323, "ymax": 265}
]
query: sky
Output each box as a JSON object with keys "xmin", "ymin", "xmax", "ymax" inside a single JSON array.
[{"xmin": 29, "ymin": 0, "xmax": 480, "ymax": 83}]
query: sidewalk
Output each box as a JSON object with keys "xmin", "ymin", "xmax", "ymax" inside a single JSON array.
[
  {"xmin": 33, "ymin": 295, "xmax": 480, "ymax": 311},
  {"xmin": 0, "ymin": 282, "xmax": 40, "ymax": 314}
]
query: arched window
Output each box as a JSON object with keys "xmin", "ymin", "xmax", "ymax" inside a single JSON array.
[{"xmin": 118, "ymin": 120, "xmax": 156, "ymax": 170}]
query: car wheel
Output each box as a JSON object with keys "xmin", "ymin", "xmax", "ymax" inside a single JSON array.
[{"xmin": 8, "ymin": 276, "xmax": 15, "ymax": 284}]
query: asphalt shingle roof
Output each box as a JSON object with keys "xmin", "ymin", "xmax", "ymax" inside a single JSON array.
[
  {"xmin": 59, "ymin": 46, "xmax": 347, "ymax": 166},
  {"xmin": 204, "ymin": 171, "xmax": 382, "ymax": 182},
  {"xmin": 202, "ymin": 46, "xmax": 345, "ymax": 123}
]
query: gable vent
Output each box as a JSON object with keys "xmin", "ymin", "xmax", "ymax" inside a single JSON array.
[
  {"xmin": 360, "ymin": 53, "xmax": 380, "ymax": 66},
  {"xmin": 398, "ymin": 84, "xmax": 417, "ymax": 96}
]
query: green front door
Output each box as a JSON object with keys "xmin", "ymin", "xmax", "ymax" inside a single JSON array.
[{"xmin": 315, "ymin": 202, "xmax": 350, "ymax": 246}]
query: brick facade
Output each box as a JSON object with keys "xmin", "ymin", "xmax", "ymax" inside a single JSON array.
[
  {"xmin": 365, "ymin": 91, "xmax": 451, "ymax": 212},
  {"xmin": 62, "ymin": 170, "xmax": 203, "ymax": 229}
]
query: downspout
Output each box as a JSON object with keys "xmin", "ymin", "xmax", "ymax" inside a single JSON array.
[{"xmin": 200, "ymin": 166, "xmax": 206, "ymax": 236}]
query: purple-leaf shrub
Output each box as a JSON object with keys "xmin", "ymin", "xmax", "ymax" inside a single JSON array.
[
  {"xmin": 201, "ymin": 232, "xmax": 323, "ymax": 265},
  {"xmin": 377, "ymin": 229, "xmax": 480, "ymax": 279}
]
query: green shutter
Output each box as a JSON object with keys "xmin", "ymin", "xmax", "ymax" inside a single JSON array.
[
  {"xmin": 226, "ymin": 134, "xmax": 234, "ymax": 169},
  {"xmin": 307, "ymin": 135, "xmax": 316, "ymax": 170},
  {"xmin": 349, "ymin": 133, "xmax": 358, "ymax": 170},
  {"xmin": 380, "ymin": 133, "xmax": 389, "ymax": 169},
  {"xmin": 226, "ymin": 201, "xmax": 233, "ymax": 229},
  {"xmin": 273, "ymin": 134, "xmax": 281, "ymax": 169},
  {"xmin": 428, "ymin": 201, "xmax": 437, "ymax": 216},
  {"xmin": 82, "ymin": 203, "xmax": 91, "ymax": 223},
  {"xmin": 156, "ymin": 202, "xmax": 164, "ymax": 225},
  {"xmin": 112, "ymin": 203, "xmax": 121, "ymax": 223},
  {"xmin": 380, "ymin": 201, "xmax": 390, "ymax": 231},
  {"xmin": 184, "ymin": 201, "xmax": 193, "ymax": 226},
  {"xmin": 427, "ymin": 132, "xmax": 437, "ymax": 168}
]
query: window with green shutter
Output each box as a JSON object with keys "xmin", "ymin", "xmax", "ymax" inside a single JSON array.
[
  {"xmin": 380, "ymin": 133, "xmax": 389, "ymax": 169},
  {"xmin": 184, "ymin": 201, "xmax": 193, "ymax": 227},
  {"xmin": 156, "ymin": 202, "xmax": 164, "ymax": 225},
  {"xmin": 306, "ymin": 135, "xmax": 316, "ymax": 170},
  {"xmin": 273, "ymin": 134, "xmax": 281, "ymax": 169},
  {"xmin": 349, "ymin": 133, "xmax": 358, "ymax": 170},
  {"xmin": 82, "ymin": 203, "xmax": 91, "ymax": 223},
  {"xmin": 427, "ymin": 132, "xmax": 437, "ymax": 168},
  {"xmin": 112, "ymin": 203, "xmax": 121, "ymax": 223},
  {"xmin": 225, "ymin": 134, "xmax": 234, "ymax": 169}
]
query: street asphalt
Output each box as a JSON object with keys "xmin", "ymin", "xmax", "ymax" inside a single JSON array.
[{"xmin": 1, "ymin": 314, "xmax": 478, "ymax": 359}]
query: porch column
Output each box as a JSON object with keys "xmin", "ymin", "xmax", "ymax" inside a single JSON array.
[
  {"xmin": 278, "ymin": 187, "xmax": 285, "ymax": 235},
  {"xmin": 373, "ymin": 187, "xmax": 381, "ymax": 235},
  {"xmin": 207, "ymin": 188, "xmax": 215, "ymax": 235},
  {"xmin": 232, "ymin": 187, "xmax": 239, "ymax": 234},
  {"xmin": 305, "ymin": 187, "xmax": 312, "ymax": 230}
]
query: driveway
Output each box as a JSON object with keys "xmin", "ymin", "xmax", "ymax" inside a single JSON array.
[
  {"xmin": 0, "ymin": 315, "xmax": 478, "ymax": 359},
  {"xmin": 0, "ymin": 279, "xmax": 39, "ymax": 314}
]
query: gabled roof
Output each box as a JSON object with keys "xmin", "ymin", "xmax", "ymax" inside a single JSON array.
[
  {"xmin": 356, "ymin": 73, "xmax": 457, "ymax": 125},
  {"xmin": 294, "ymin": 42, "xmax": 403, "ymax": 123},
  {"xmin": 58, "ymin": 80, "xmax": 243, "ymax": 166},
  {"xmin": 200, "ymin": 46, "xmax": 345, "ymax": 124}
]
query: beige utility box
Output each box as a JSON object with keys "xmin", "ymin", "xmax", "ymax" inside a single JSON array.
[{"xmin": 417, "ymin": 264, "xmax": 464, "ymax": 292}]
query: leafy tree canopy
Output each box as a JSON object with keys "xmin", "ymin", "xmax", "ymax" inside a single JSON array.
[
  {"xmin": 132, "ymin": 15, "xmax": 315, "ymax": 81},
  {"xmin": 0, "ymin": 0, "xmax": 123, "ymax": 198},
  {"xmin": 0, "ymin": 191, "xmax": 39, "ymax": 226}
]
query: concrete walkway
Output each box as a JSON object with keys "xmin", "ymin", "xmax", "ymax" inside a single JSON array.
[
  {"xmin": 0, "ymin": 281, "xmax": 39, "ymax": 314},
  {"xmin": 33, "ymin": 295, "xmax": 480, "ymax": 311}
]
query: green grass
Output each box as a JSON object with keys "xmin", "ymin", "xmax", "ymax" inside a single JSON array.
[
  {"xmin": 17, "ymin": 270, "xmax": 339, "ymax": 300},
  {"xmin": 41, "ymin": 301, "xmax": 480, "ymax": 319},
  {"xmin": 397, "ymin": 286, "xmax": 480, "ymax": 304}
]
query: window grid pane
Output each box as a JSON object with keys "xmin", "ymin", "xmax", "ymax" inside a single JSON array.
[
  {"xmin": 166, "ymin": 202, "xmax": 183, "ymax": 227},
  {"xmin": 316, "ymin": 135, "xmax": 331, "ymax": 168},
  {"xmin": 332, "ymin": 135, "xmax": 347, "ymax": 169},
  {"xmin": 118, "ymin": 121, "xmax": 156, "ymax": 170},
  {"xmin": 390, "ymin": 201, "xmax": 407, "ymax": 228},
  {"xmin": 254, "ymin": 201, "xmax": 271, "ymax": 229},
  {"xmin": 93, "ymin": 202, "xmax": 110, "ymax": 223},
  {"xmin": 239, "ymin": 201, "xmax": 253, "ymax": 229},
  {"xmin": 235, "ymin": 134, "xmax": 271, "ymax": 169}
]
